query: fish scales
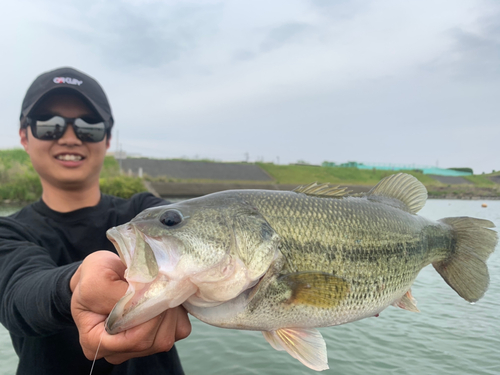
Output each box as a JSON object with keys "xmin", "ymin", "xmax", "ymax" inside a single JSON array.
[
  {"xmin": 219, "ymin": 190, "xmax": 452, "ymax": 329},
  {"xmin": 105, "ymin": 173, "xmax": 497, "ymax": 372}
]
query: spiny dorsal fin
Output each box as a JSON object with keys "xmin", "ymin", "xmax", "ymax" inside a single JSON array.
[
  {"xmin": 367, "ymin": 173, "xmax": 427, "ymax": 214},
  {"xmin": 293, "ymin": 182, "xmax": 351, "ymax": 198}
]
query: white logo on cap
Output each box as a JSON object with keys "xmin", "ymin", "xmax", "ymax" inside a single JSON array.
[{"xmin": 53, "ymin": 77, "xmax": 83, "ymax": 86}]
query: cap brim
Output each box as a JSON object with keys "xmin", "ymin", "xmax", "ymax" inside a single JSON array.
[{"xmin": 21, "ymin": 86, "xmax": 113, "ymax": 126}]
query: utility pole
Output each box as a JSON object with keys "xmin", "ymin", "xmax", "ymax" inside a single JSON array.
[{"xmin": 119, "ymin": 143, "xmax": 123, "ymax": 173}]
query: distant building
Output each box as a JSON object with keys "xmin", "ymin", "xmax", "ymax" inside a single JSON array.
[
  {"xmin": 322, "ymin": 161, "xmax": 473, "ymax": 176},
  {"xmin": 107, "ymin": 150, "xmax": 127, "ymax": 159}
]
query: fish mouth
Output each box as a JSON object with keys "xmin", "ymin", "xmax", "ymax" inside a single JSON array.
[
  {"xmin": 105, "ymin": 272, "xmax": 193, "ymax": 335},
  {"xmin": 104, "ymin": 220, "xmax": 276, "ymax": 335},
  {"xmin": 105, "ymin": 225, "xmax": 196, "ymax": 335},
  {"xmin": 107, "ymin": 226, "xmax": 134, "ymax": 266}
]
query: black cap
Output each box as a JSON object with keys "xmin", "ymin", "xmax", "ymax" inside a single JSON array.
[{"xmin": 20, "ymin": 67, "xmax": 114, "ymax": 129}]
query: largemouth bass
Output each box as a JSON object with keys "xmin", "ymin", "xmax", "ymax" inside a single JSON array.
[{"xmin": 105, "ymin": 173, "xmax": 497, "ymax": 371}]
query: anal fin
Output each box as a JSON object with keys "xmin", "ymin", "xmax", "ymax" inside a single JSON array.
[
  {"xmin": 262, "ymin": 328, "xmax": 329, "ymax": 371},
  {"xmin": 391, "ymin": 289, "xmax": 420, "ymax": 312}
]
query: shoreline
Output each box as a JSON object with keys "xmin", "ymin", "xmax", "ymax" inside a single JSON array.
[
  {"xmin": 2, "ymin": 183, "xmax": 499, "ymax": 208},
  {"xmin": 147, "ymin": 181, "xmax": 500, "ymax": 200}
]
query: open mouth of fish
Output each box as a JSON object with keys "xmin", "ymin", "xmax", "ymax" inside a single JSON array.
[{"xmin": 105, "ymin": 225, "xmax": 263, "ymax": 334}]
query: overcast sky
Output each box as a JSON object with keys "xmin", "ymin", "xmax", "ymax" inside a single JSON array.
[{"xmin": 1, "ymin": 0, "xmax": 499, "ymax": 173}]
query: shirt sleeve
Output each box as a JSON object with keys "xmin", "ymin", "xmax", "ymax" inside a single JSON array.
[
  {"xmin": 134, "ymin": 192, "xmax": 169, "ymax": 212},
  {"xmin": 0, "ymin": 218, "xmax": 80, "ymax": 337}
]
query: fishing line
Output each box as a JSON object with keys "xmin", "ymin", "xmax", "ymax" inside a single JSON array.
[{"xmin": 89, "ymin": 329, "xmax": 104, "ymax": 375}]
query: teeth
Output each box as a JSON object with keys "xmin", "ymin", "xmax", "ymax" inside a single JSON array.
[{"xmin": 57, "ymin": 154, "xmax": 83, "ymax": 161}]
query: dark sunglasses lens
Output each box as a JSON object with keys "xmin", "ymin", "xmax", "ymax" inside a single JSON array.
[
  {"xmin": 32, "ymin": 116, "xmax": 66, "ymax": 140},
  {"xmin": 74, "ymin": 118, "xmax": 106, "ymax": 142}
]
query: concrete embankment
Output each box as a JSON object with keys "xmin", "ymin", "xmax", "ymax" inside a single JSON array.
[
  {"xmin": 121, "ymin": 159, "xmax": 273, "ymax": 181},
  {"xmin": 122, "ymin": 158, "xmax": 500, "ymax": 200}
]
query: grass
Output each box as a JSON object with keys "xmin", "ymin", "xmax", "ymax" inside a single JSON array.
[
  {"xmin": 257, "ymin": 163, "xmax": 441, "ymax": 186},
  {"xmin": 0, "ymin": 149, "xmax": 147, "ymax": 203},
  {"xmin": 462, "ymin": 175, "xmax": 497, "ymax": 187},
  {"xmin": 144, "ymin": 175, "xmax": 277, "ymax": 184},
  {"xmin": 99, "ymin": 175, "xmax": 147, "ymax": 198},
  {"xmin": 257, "ymin": 163, "xmax": 499, "ymax": 197},
  {"xmin": 101, "ymin": 154, "xmax": 122, "ymax": 178},
  {"xmin": 1, "ymin": 149, "xmax": 499, "ymax": 202},
  {"xmin": 0, "ymin": 149, "xmax": 42, "ymax": 202},
  {"xmin": 427, "ymin": 184, "xmax": 500, "ymax": 199}
]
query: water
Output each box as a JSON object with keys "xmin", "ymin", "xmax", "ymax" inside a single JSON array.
[
  {"xmin": 1, "ymin": 200, "xmax": 499, "ymax": 374},
  {"xmin": 0, "ymin": 206, "xmax": 21, "ymax": 216}
]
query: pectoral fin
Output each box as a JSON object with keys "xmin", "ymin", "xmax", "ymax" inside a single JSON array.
[
  {"xmin": 280, "ymin": 272, "xmax": 349, "ymax": 308},
  {"xmin": 262, "ymin": 328, "xmax": 329, "ymax": 371},
  {"xmin": 392, "ymin": 289, "xmax": 419, "ymax": 312}
]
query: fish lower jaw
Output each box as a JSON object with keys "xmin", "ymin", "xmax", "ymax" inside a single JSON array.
[{"xmin": 106, "ymin": 276, "xmax": 198, "ymax": 334}]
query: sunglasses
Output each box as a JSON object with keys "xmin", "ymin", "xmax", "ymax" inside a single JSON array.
[{"xmin": 25, "ymin": 115, "xmax": 109, "ymax": 143}]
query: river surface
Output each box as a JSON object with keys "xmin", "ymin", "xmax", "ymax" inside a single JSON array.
[{"xmin": 0, "ymin": 200, "xmax": 499, "ymax": 374}]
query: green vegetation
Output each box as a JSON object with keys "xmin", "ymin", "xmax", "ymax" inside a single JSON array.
[
  {"xmin": 448, "ymin": 167, "xmax": 474, "ymax": 174},
  {"xmin": 462, "ymin": 174, "xmax": 496, "ymax": 187},
  {"xmin": 0, "ymin": 149, "xmax": 146, "ymax": 203},
  {"xmin": 133, "ymin": 156, "xmax": 220, "ymax": 163},
  {"xmin": 257, "ymin": 163, "xmax": 440, "ymax": 186},
  {"xmin": 144, "ymin": 175, "xmax": 274, "ymax": 185},
  {"xmin": 99, "ymin": 156, "xmax": 147, "ymax": 198},
  {"xmin": 99, "ymin": 175, "xmax": 147, "ymax": 198},
  {"xmin": 1, "ymin": 149, "xmax": 499, "ymax": 203},
  {"xmin": 258, "ymin": 163, "xmax": 499, "ymax": 198},
  {"xmin": 427, "ymin": 184, "xmax": 500, "ymax": 199},
  {"xmin": 0, "ymin": 149, "xmax": 42, "ymax": 202},
  {"xmin": 101, "ymin": 154, "xmax": 122, "ymax": 178}
]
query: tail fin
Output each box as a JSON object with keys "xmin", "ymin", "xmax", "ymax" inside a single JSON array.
[{"xmin": 434, "ymin": 217, "xmax": 497, "ymax": 302}]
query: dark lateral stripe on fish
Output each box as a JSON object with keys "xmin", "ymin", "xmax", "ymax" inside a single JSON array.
[{"xmin": 279, "ymin": 238, "xmax": 429, "ymax": 268}]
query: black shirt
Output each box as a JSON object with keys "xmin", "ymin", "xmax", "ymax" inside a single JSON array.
[{"xmin": 0, "ymin": 193, "xmax": 184, "ymax": 375}]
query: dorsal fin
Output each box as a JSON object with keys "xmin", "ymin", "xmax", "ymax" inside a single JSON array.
[
  {"xmin": 293, "ymin": 182, "xmax": 351, "ymax": 198},
  {"xmin": 367, "ymin": 173, "xmax": 427, "ymax": 214}
]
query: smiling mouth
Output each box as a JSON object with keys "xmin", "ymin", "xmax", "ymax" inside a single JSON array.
[{"xmin": 56, "ymin": 154, "xmax": 84, "ymax": 161}]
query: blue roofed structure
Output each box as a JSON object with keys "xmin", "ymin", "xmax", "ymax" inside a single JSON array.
[{"xmin": 322, "ymin": 162, "xmax": 472, "ymax": 176}]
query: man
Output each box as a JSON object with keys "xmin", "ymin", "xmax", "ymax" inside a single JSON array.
[{"xmin": 0, "ymin": 67, "xmax": 191, "ymax": 374}]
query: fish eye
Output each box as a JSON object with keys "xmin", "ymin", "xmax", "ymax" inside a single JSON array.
[{"xmin": 159, "ymin": 210, "xmax": 183, "ymax": 227}]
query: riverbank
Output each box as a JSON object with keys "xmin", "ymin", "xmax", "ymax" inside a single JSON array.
[
  {"xmin": 146, "ymin": 181, "xmax": 500, "ymax": 200},
  {"xmin": 4, "ymin": 183, "xmax": 494, "ymax": 206},
  {"xmin": 427, "ymin": 185, "xmax": 500, "ymax": 200},
  {"xmin": 136, "ymin": 161, "xmax": 500, "ymax": 199},
  {"xmin": 2, "ymin": 149, "xmax": 499, "ymax": 203},
  {"xmin": 147, "ymin": 181, "xmax": 373, "ymax": 198}
]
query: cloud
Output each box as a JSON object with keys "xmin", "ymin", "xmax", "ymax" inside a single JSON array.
[
  {"xmin": 260, "ymin": 23, "xmax": 312, "ymax": 52},
  {"xmin": 447, "ymin": 14, "xmax": 500, "ymax": 81},
  {"xmin": 232, "ymin": 50, "xmax": 257, "ymax": 61},
  {"xmin": 1, "ymin": 0, "xmax": 499, "ymax": 173},
  {"xmin": 37, "ymin": 1, "xmax": 224, "ymax": 69}
]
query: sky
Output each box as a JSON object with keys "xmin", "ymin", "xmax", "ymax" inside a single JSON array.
[{"xmin": 1, "ymin": 0, "xmax": 499, "ymax": 174}]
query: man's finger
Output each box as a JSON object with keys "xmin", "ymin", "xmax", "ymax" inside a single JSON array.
[{"xmin": 97, "ymin": 313, "xmax": 165, "ymax": 360}]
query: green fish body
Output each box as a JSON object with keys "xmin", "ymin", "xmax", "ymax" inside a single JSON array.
[{"xmin": 106, "ymin": 174, "xmax": 497, "ymax": 371}]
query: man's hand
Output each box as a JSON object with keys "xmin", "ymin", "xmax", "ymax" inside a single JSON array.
[{"xmin": 70, "ymin": 250, "xmax": 191, "ymax": 364}]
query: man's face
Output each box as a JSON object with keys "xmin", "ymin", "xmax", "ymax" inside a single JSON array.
[{"xmin": 20, "ymin": 93, "xmax": 111, "ymax": 191}]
